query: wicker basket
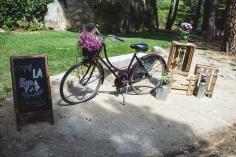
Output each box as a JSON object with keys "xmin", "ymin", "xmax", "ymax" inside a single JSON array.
[{"xmin": 80, "ymin": 48, "xmax": 100, "ymax": 62}]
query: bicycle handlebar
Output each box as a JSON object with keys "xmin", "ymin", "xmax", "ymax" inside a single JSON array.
[
  {"xmin": 107, "ymin": 35, "xmax": 124, "ymax": 42},
  {"xmin": 94, "ymin": 24, "xmax": 124, "ymax": 42}
]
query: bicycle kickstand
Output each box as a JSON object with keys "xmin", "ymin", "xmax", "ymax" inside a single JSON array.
[{"xmin": 122, "ymin": 85, "xmax": 129, "ymax": 105}]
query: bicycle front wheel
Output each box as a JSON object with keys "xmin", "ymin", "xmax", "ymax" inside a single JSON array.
[
  {"xmin": 129, "ymin": 54, "xmax": 167, "ymax": 94},
  {"xmin": 60, "ymin": 62, "xmax": 103, "ymax": 104}
]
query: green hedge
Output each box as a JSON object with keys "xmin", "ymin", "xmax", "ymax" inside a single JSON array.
[{"xmin": 0, "ymin": 0, "xmax": 53, "ymax": 30}]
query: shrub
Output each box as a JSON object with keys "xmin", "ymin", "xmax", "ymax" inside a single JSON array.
[{"xmin": 0, "ymin": 0, "xmax": 53, "ymax": 30}]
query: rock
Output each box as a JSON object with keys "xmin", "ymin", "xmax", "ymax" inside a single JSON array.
[
  {"xmin": 152, "ymin": 46, "xmax": 167, "ymax": 54},
  {"xmin": 0, "ymin": 28, "xmax": 5, "ymax": 33},
  {"xmin": 44, "ymin": 0, "xmax": 67, "ymax": 30},
  {"xmin": 183, "ymin": 150, "xmax": 190, "ymax": 155}
]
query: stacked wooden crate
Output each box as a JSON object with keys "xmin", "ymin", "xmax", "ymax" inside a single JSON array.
[{"xmin": 167, "ymin": 41, "xmax": 197, "ymax": 95}]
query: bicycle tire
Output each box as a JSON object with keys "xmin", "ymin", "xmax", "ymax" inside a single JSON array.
[
  {"xmin": 129, "ymin": 54, "xmax": 167, "ymax": 94},
  {"xmin": 60, "ymin": 62, "xmax": 103, "ymax": 104}
]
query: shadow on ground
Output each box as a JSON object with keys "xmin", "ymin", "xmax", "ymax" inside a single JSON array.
[{"xmin": 0, "ymin": 85, "xmax": 206, "ymax": 157}]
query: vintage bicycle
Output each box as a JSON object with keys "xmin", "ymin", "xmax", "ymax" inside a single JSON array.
[{"xmin": 60, "ymin": 24, "xmax": 167, "ymax": 104}]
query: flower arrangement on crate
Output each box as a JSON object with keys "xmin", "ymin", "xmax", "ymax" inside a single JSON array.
[
  {"xmin": 78, "ymin": 32, "xmax": 103, "ymax": 61},
  {"xmin": 179, "ymin": 22, "xmax": 193, "ymax": 43},
  {"xmin": 200, "ymin": 72, "xmax": 209, "ymax": 82},
  {"xmin": 197, "ymin": 72, "xmax": 209, "ymax": 98}
]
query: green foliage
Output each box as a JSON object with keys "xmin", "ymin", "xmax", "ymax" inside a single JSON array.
[
  {"xmin": 160, "ymin": 73, "xmax": 171, "ymax": 85},
  {"xmin": 217, "ymin": 0, "xmax": 227, "ymax": 17},
  {"xmin": 173, "ymin": 0, "xmax": 227, "ymax": 30},
  {"xmin": 0, "ymin": 0, "xmax": 53, "ymax": 30},
  {"xmin": 157, "ymin": 0, "xmax": 171, "ymax": 28},
  {"xmin": 175, "ymin": 0, "xmax": 196, "ymax": 26}
]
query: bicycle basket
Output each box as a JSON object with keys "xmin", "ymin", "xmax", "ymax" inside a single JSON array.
[
  {"xmin": 77, "ymin": 30, "xmax": 103, "ymax": 62},
  {"xmin": 80, "ymin": 48, "xmax": 100, "ymax": 62}
]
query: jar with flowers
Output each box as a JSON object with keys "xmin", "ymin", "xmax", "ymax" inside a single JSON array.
[
  {"xmin": 197, "ymin": 72, "xmax": 209, "ymax": 98},
  {"xmin": 155, "ymin": 73, "xmax": 171, "ymax": 101},
  {"xmin": 179, "ymin": 22, "xmax": 193, "ymax": 43}
]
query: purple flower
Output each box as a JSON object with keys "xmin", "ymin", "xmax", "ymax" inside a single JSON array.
[
  {"xmin": 201, "ymin": 72, "xmax": 209, "ymax": 82},
  {"xmin": 78, "ymin": 32, "xmax": 102, "ymax": 52},
  {"xmin": 180, "ymin": 22, "xmax": 193, "ymax": 31}
]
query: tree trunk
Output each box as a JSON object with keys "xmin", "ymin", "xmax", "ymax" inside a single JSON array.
[
  {"xmin": 166, "ymin": 0, "xmax": 174, "ymax": 30},
  {"xmin": 193, "ymin": 0, "xmax": 203, "ymax": 29},
  {"xmin": 166, "ymin": 0, "xmax": 180, "ymax": 30},
  {"xmin": 145, "ymin": 0, "xmax": 159, "ymax": 31},
  {"xmin": 222, "ymin": 0, "xmax": 236, "ymax": 53},
  {"xmin": 206, "ymin": 0, "xmax": 218, "ymax": 41},
  {"xmin": 201, "ymin": 0, "xmax": 211, "ymax": 32}
]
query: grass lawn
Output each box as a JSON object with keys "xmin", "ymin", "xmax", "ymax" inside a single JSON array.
[{"xmin": 0, "ymin": 30, "xmax": 178, "ymax": 99}]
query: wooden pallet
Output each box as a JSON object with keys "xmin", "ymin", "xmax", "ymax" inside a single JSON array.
[
  {"xmin": 167, "ymin": 41, "xmax": 196, "ymax": 76},
  {"xmin": 170, "ymin": 74, "xmax": 197, "ymax": 96},
  {"xmin": 194, "ymin": 64, "xmax": 219, "ymax": 97}
]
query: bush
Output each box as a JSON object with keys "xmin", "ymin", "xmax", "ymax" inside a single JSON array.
[{"xmin": 0, "ymin": 0, "xmax": 53, "ymax": 30}]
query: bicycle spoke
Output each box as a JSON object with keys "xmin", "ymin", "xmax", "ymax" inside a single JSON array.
[
  {"xmin": 60, "ymin": 63, "xmax": 103, "ymax": 104},
  {"xmin": 130, "ymin": 55, "xmax": 166, "ymax": 94}
]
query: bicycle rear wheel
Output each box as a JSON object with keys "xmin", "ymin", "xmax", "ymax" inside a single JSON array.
[
  {"xmin": 129, "ymin": 54, "xmax": 167, "ymax": 94},
  {"xmin": 60, "ymin": 62, "xmax": 103, "ymax": 104}
]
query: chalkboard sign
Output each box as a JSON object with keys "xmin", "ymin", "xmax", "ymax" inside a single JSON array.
[{"xmin": 10, "ymin": 55, "xmax": 54, "ymax": 131}]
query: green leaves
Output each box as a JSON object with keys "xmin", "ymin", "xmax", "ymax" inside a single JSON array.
[
  {"xmin": 160, "ymin": 73, "xmax": 172, "ymax": 85},
  {"xmin": 0, "ymin": 0, "xmax": 53, "ymax": 30}
]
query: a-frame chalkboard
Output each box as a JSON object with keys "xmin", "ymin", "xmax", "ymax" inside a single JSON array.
[{"xmin": 10, "ymin": 55, "xmax": 54, "ymax": 131}]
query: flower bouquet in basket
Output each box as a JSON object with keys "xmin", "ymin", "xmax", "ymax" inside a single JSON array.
[
  {"xmin": 78, "ymin": 32, "xmax": 103, "ymax": 62},
  {"xmin": 179, "ymin": 22, "xmax": 193, "ymax": 43}
]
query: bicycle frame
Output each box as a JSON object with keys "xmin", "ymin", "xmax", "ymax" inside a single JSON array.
[{"xmin": 97, "ymin": 44, "xmax": 147, "ymax": 79}]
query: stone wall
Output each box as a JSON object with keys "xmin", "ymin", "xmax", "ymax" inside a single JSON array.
[
  {"xmin": 44, "ymin": 0, "xmax": 94, "ymax": 31},
  {"xmin": 44, "ymin": 0, "xmax": 159, "ymax": 32}
]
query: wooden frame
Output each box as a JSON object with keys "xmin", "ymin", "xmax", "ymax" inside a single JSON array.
[
  {"xmin": 167, "ymin": 41, "xmax": 196, "ymax": 76},
  {"xmin": 170, "ymin": 74, "xmax": 197, "ymax": 96},
  {"xmin": 10, "ymin": 55, "xmax": 54, "ymax": 131},
  {"xmin": 194, "ymin": 64, "xmax": 219, "ymax": 97}
]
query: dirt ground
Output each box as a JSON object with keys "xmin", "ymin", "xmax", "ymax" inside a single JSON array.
[{"xmin": 0, "ymin": 49, "xmax": 236, "ymax": 157}]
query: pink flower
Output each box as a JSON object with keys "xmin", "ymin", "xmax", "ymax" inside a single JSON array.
[
  {"xmin": 78, "ymin": 32, "xmax": 102, "ymax": 52},
  {"xmin": 181, "ymin": 22, "xmax": 193, "ymax": 31},
  {"xmin": 201, "ymin": 72, "xmax": 209, "ymax": 82}
]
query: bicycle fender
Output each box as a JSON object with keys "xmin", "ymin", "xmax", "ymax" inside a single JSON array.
[{"xmin": 141, "ymin": 54, "xmax": 168, "ymax": 73}]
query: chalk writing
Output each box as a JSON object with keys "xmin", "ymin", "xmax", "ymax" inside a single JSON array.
[
  {"xmin": 19, "ymin": 78, "xmax": 41, "ymax": 94},
  {"xmin": 33, "ymin": 68, "xmax": 43, "ymax": 78},
  {"xmin": 15, "ymin": 64, "xmax": 32, "ymax": 73}
]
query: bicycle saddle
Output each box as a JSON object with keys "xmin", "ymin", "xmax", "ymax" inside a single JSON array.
[{"xmin": 130, "ymin": 43, "xmax": 148, "ymax": 52}]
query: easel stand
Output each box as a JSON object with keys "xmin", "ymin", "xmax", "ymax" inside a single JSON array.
[{"xmin": 10, "ymin": 55, "xmax": 54, "ymax": 131}]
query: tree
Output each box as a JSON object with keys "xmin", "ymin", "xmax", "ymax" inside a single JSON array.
[
  {"xmin": 201, "ymin": 0, "xmax": 211, "ymax": 32},
  {"xmin": 88, "ymin": 0, "xmax": 159, "ymax": 32},
  {"xmin": 193, "ymin": 0, "xmax": 203, "ymax": 29},
  {"xmin": 222, "ymin": 0, "xmax": 236, "ymax": 53},
  {"xmin": 202, "ymin": 0, "xmax": 218, "ymax": 41},
  {"xmin": 165, "ymin": 0, "xmax": 180, "ymax": 30},
  {"xmin": 145, "ymin": 0, "xmax": 159, "ymax": 31}
]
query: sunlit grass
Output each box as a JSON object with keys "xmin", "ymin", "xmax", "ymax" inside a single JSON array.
[{"xmin": 0, "ymin": 30, "xmax": 178, "ymax": 99}]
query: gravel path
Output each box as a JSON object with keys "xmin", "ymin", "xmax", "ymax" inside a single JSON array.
[{"xmin": 0, "ymin": 50, "xmax": 236, "ymax": 157}]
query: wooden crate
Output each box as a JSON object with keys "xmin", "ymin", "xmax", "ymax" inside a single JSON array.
[
  {"xmin": 194, "ymin": 64, "xmax": 219, "ymax": 97},
  {"xmin": 170, "ymin": 74, "xmax": 197, "ymax": 96},
  {"xmin": 167, "ymin": 41, "xmax": 196, "ymax": 76}
]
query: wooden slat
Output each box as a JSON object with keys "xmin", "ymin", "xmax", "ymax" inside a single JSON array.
[
  {"xmin": 167, "ymin": 41, "xmax": 196, "ymax": 76},
  {"xmin": 193, "ymin": 64, "xmax": 219, "ymax": 97}
]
